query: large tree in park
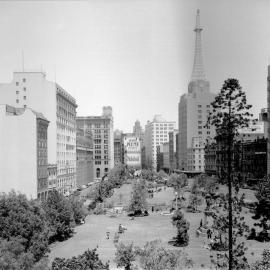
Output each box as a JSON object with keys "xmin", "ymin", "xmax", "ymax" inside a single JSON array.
[
  {"xmin": 68, "ymin": 196, "xmax": 88, "ymax": 225},
  {"xmin": 51, "ymin": 248, "xmax": 109, "ymax": 270},
  {"xmin": 206, "ymin": 78, "xmax": 253, "ymax": 270},
  {"xmin": 129, "ymin": 179, "xmax": 148, "ymax": 216},
  {"xmin": 115, "ymin": 242, "xmax": 136, "ymax": 270},
  {"xmin": 42, "ymin": 190, "xmax": 74, "ymax": 243},
  {"xmin": 0, "ymin": 191, "xmax": 50, "ymax": 262},
  {"xmin": 170, "ymin": 210, "xmax": 190, "ymax": 247}
]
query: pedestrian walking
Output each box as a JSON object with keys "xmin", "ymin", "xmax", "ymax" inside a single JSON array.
[
  {"xmin": 106, "ymin": 231, "xmax": 110, "ymax": 239},
  {"xmin": 200, "ymin": 219, "xmax": 203, "ymax": 228}
]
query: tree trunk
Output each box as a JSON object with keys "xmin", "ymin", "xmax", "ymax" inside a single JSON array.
[{"xmin": 227, "ymin": 119, "xmax": 233, "ymax": 270}]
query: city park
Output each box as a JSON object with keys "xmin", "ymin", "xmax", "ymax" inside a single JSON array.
[{"xmin": 48, "ymin": 169, "xmax": 270, "ymax": 270}]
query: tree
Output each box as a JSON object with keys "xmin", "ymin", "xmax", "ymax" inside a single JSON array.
[
  {"xmin": 206, "ymin": 78, "xmax": 253, "ymax": 270},
  {"xmin": 42, "ymin": 190, "xmax": 74, "ymax": 243},
  {"xmin": 0, "ymin": 237, "xmax": 49, "ymax": 270},
  {"xmin": 136, "ymin": 240, "xmax": 193, "ymax": 270},
  {"xmin": 129, "ymin": 179, "xmax": 148, "ymax": 216},
  {"xmin": 170, "ymin": 210, "xmax": 189, "ymax": 247},
  {"xmin": 209, "ymin": 193, "xmax": 250, "ymax": 269},
  {"xmin": 0, "ymin": 191, "xmax": 49, "ymax": 262},
  {"xmin": 250, "ymin": 249, "xmax": 270, "ymax": 270},
  {"xmin": 188, "ymin": 193, "xmax": 202, "ymax": 212},
  {"xmin": 252, "ymin": 178, "xmax": 270, "ymax": 242},
  {"xmin": 68, "ymin": 196, "xmax": 88, "ymax": 224},
  {"xmin": 51, "ymin": 248, "xmax": 109, "ymax": 270},
  {"xmin": 168, "ymin": 173, "xmax": 188, "ymax": 193},
  {"xmin": 108, "ymin": 164, "xmax": 127, "ymax": 187},
  {"xmin": 115, "ymin": 242, "xmax": 136, "ymax": 270}
]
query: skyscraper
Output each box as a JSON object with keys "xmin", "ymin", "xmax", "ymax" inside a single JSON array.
[{"xmin": 178, "ymin": 10, "xmax": 215, "ymax": 172}]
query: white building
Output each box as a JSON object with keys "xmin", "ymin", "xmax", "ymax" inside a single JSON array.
[
  {"xmin": 178, "ymin": 10, "xmax": 215, "ymax": 172},
  {"xmin": 144, "ymin": 115, "xmax": 175, "ymax": 171},
  {"xmin": 0, "ymin": 105, "xmax": 49, "ymax": 199},
  {"xmin": 0, "ymin": 71, "xmax": 77, "ymax": 195}
]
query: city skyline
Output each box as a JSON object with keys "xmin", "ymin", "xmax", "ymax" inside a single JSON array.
[{"xmin": 0, "ymin": 0, "xmax": 269, "ymax": 132}]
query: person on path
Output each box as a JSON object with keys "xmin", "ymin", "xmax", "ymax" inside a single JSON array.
[{"xmin": 106, "ymin": 231, "xmax": 110, "ymax": 240}]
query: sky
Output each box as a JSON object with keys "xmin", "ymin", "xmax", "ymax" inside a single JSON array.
[{"xmin": 0, "ymin": 0, "xmax": 269, "ymax": 133}]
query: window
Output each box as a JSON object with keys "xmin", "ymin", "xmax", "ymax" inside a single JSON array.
[
  {"xmin": 23, "ymin": 96, "xmax": 26, "ymax": 100},
  {"xmin": 198, "ymin": 126, "xmax": 202, "ymax": 129},
  {"xmin": 23, "ymin": 87, "xmax": 26, "ymax": 91},
  {"xmin": 23, "ymin": 78, "xmax": 26, "ymax": 83},
  {"xmin": 198, "ymin": 121, "xmax": 202, "ymax": 124},
  {"xmin": 198, "ymin": 131, "xmax": 202, "ymax": 135},
  {"xmin": 95, "ymin": 161, "xmax": 101, "ymax": 165},
  {"xmin": 104, "ymin": 161, "xmax": 108, "ymax": 165},
  {"xmin": 198, "ymin": 105, "xmax": 202, "ymax": 108},
  {"xmin": 16, "ymin": 82, "xmax": 19, "ymax": 86},
  {"xmin": 207, "ymin": 105, "xmax": 210, "ymax": 108},
  {"xmin": 198, "ymin": 110, "xmax": 202, "ymax": 113},
  {"xmin": 16, "ymin": 99, "xmax": 19, "ymax": 103},
  {"xmin": 24, "ymin": 105, "xmax": 27, "ymax": 108},
  {"xmin": 16, "ymin": 90, "xmax": 19, "ymax": 94}
]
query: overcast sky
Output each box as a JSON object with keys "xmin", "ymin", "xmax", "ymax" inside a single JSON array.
[{"xmin": 0, "ymin": 0, "xmax": 269, "ymax": 132}]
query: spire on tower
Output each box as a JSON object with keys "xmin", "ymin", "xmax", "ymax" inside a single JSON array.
[{"xmin": 191, "ymin": 9, "xmax": 206, "ymax": 81}]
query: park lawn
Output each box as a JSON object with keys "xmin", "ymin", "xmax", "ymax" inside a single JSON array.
[{"xmin": 49, "ymin": 181, "xmax": 268, "ymax": 269}]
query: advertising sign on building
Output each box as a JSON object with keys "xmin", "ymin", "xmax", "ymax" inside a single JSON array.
[{"xmin": 123, "ymin": 136, "xmax": 141, "ymax": 168}]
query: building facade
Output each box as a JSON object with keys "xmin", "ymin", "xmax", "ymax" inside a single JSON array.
[
  {"xmin": 76, "ymin": 128, "xmax": 93, "ymax": 187},
  {"xmin": 133, "ymin": 120, "xmax": 144, "ymax": 147},
  {"xmin": 169, "ymin": 130, "xmax": 178, "ymax": 171},
  {"xmin": 178, "ymin": 10, "xmax": 215, "ymax": 172},
  {"xmin": 0, "ymin": 105, "xmax": 49, "ymax": 199},
  {"xmin": 76, "ymin": 107, "xmax": 114, "ymax": 180},
  {"xmin": 144, "ymin": 115, "xmax": 175, "ymax": 171},
  {"xmin": 0, "ymin": 71, "xmax": 77, "ymax": 195},
  {"xmin": 114, "ymin": 129, "xmax": 123, "ymax": 165}
]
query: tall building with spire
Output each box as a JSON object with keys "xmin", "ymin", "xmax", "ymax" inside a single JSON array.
[{"xmin": 178, "ymin": 10, "xmax": 215, "ymax": 172}]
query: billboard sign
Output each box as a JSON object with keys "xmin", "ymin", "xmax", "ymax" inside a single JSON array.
[{"xmin": 123, "ymin": 136, "xmax": 141, "ymax": 168}]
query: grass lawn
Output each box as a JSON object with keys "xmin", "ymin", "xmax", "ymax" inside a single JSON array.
[{"xmin": 49, "ymin": 180, "xmax": 269, "ymax": 269}]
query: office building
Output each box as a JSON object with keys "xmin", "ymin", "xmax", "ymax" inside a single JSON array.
[
  {"xmin": 76, "ymin": 107, "xmax": 114, "ymax": 180},
  {"xmin": 0, "ymin": 105, "xmax": 49, "ymax": 199},
  {"xmin": 178, "ymin": 10, "xmax": 215, "ymax": 171},
  {"xmin": 144, "ymin": 115, "xmax": 175, "ymax": 171},
  {"xmin": 133, "ymin": 120, "xmax": 144, "ymax": 147},
  {"xmin": 0, "ymin": 71, "xmax": 77, "ymax": 195}
]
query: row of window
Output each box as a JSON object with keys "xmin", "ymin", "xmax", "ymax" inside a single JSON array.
[
  {"xmin": 95, "ymin": 160, "xmax": 109, "ymax": 165},
  {"xmin": 15, "ymin": 78, "xmax": 26, "ymax": 86}
]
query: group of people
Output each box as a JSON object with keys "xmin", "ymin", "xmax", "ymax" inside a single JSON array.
[{"xmin": 106, "ymin": 224, "xmax": 126, "ymax": 243}]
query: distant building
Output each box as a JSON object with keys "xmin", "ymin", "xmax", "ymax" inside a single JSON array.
[
  {"xmin": 123, "ymin": 134, "xmax": 141, "ymax": 169},
  {"xmin": 204, "ymin": 142, "xmax": 217, "ymax": 175},
  {"xmin": 162, "ymin": 142, "xmax": 170, "ymax": 172},
  {"xmin": 169, "ymin": 130, "xmax": 178, "ymax": 171},
  {"xmin": 133, "ymin": 120, "xmax": 144, "ymax": 147},
  {"xmin": 178, "ymin": 10, "xmax": 215, "ymax": 172},
  {"xmin": 114, "ymin": 130, "xmax": 123, "ymax": 165},
  {"xmin": 76, "ymin": 128, "xmax": 93, "ymax": 187},
  {"xmin": 0, "ymin": 105, "xmax": 49, "ymax": 199},
  {"xmin": 156, "ymin": 145, "xmax": 163, "ymax": 172},
  {"xmin": 238, "ymin": 121, "xmax": 265, "ymax": 142},
  {"xmin": 144, "ymin": 115, "xmax": 175, "ymax": 171},
  {"xmin": 259, "ymin": 108, "xmax": 268, "ymax": 138},
  {"xmin": 0, "ymin": 71, "xmax": 77, "ymax": 195},
  {"xmin": 76, "ymin": 107, "xmax": 114, "ymax": 180}
]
